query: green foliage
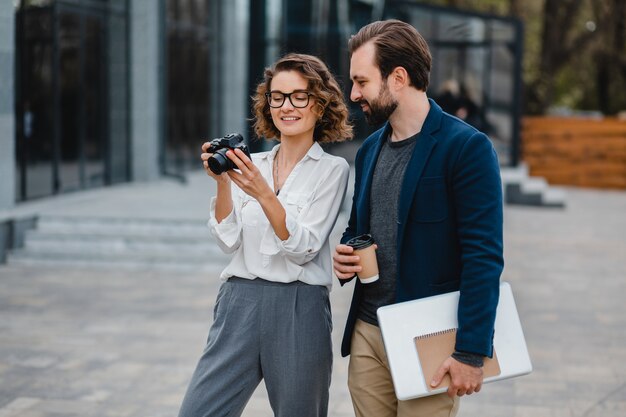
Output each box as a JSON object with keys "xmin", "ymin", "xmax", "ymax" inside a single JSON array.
[{"xmin": 419, "ymin": 0, "xmax": 626, "ymax": 114}]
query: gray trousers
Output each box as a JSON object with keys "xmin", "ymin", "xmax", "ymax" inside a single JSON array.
[{"xmin": 178, "ymin": 277, "xmax": 333, "ymax": 417}]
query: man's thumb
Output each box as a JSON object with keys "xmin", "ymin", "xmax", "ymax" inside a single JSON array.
[{"xmin": 430, "ymin": 362, "xmax": 449, "ymax": 387}]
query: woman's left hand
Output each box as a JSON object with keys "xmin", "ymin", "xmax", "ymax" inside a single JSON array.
[{"xmin": 226, "ymin": 148, "xmax": 274, "ymax": 202}]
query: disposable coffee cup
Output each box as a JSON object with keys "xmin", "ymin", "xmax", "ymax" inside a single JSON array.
[{"xmin": 346, "ymin": 234, "xmax": 379, "ymax": 284}]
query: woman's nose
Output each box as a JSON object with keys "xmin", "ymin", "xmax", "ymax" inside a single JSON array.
[{"xmin": 281, "ymin": 97, "xmax": 295, "ymax": 110}]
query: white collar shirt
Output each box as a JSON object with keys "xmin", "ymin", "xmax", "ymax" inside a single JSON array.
[{"xmin": 208, "ymin": 142, "xmax": 350, "ymax": 288}]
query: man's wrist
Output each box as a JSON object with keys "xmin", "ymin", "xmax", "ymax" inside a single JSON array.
[{"xmin": 451, "ymin": 351, "xmax": 484, "ymax": 367}]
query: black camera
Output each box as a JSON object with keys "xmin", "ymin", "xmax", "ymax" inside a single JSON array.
[{"xmin": 205, "ymin": 133, "xmax": 251, "ymax": 175}]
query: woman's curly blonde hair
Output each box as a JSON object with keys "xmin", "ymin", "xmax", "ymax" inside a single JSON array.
[{"xmin": 252, "ymin": 53, "xmax": 353, "ymax": 143}]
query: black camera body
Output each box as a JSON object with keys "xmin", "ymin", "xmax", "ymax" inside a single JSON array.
[{"xmin": 206, "ymin": 133, "xmax": 251, "ymax": 175}]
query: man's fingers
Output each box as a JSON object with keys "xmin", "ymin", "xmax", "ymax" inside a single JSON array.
[
  {"xmin": 333, "ymin": 255, "xmax": 360, "ymax": 277},
  {"xmin": 333, "ymin": 257, "xmax": 361, "ymax": 270},
  {"xmin": 333, "ymin": 261, "xmax": 361, "ymax": 274},
  {"xmin": 333, "ymin": 246, "xmax": 360, "ymax": 268},
  {"xmin": 334, "ymin": 246, "xmax": 358, "ymax": 260},
  {"xmin": 335, "ymin": 244, "xmax": 354, "ymax": 254},
  {"xmin": 333, "ymin": 253, "xmax": 360, "ymax": 264},
  {"xmin": 444, "ymin": 359, "xmax": 484, "ymax": 397},
  {"xmin": 333, "ymin": 244, "xmax": 361, "ymax": 279},
  {"xmin": 334, "ymin": 268, "xmax": 356, "ymax": 279}
]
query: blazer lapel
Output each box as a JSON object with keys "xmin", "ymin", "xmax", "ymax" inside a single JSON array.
[
  {"xmin": 397, "ymin": 135, "xmax": 437, "ymax": 225},
  {"xmin": 397, "ymin": 100, "xmax": 442, "ymax": 246}
]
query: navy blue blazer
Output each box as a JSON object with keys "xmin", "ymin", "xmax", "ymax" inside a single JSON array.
[{"xmin": 340, "ymin": 99, "xmax": 503, "ymax": 358}]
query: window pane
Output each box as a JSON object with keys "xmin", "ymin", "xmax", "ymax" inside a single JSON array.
[
  {"xmin": 17, "ymin": 6, "xmax": 54, "ymax": 199},
  {"xmin": 165, "ymin": 0, "xmax": 211, "ymax": 173}
]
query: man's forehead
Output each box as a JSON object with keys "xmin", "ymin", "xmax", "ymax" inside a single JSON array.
[
  {"xmin": 350, "ymin": 42, "xmax": 378, "ymax": 78},
  {"xmin": 350, "ymin": 65, "xmax": 379, "ymax": 81}
]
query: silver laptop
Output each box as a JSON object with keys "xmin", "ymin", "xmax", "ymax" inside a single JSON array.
[{"xmin": 377, "ymin": 281, "xmax": 532, "ymax": 400}]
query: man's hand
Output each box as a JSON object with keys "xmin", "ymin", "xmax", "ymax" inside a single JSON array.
[
  {"xmin": 431, "ymin": 357, "xmax": 483, "ymax": 398},
  {"xmin": 332, "ymin": 244, "xmax": 361, "ymax": 279}
]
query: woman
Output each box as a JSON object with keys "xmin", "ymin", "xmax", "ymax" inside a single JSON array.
[{"xmin": 178, "ymin": 53, "xmax": 353, "ymax": 417}]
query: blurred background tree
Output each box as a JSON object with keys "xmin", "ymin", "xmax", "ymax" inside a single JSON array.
[{"xmin": 418, "ymin": 0, "xmax": 626, "ymax": 115}]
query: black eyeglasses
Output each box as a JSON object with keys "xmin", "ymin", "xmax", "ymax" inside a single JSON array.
[{"xmin": 265, "ymin": 91, "xmax": 314, "ymax": 108}]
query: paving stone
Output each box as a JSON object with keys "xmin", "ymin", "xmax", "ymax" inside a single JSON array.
[{"xmin": 1, "ymin": 174, "xmax": 625, "ymax": 416}]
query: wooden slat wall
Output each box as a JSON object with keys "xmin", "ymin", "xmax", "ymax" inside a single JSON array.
[{"xmin": 522, "ymin": 117, "xmax": 626, "ymax": 189}]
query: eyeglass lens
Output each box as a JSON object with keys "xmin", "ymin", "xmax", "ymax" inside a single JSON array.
[{"xmin": 267, "ymin": 91, "xmax": 311, "ymax": 108}]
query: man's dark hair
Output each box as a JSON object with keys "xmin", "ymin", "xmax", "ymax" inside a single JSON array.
[{"xmin": 349, "ymin": 19, "xmax": 432, "ymax": 91}]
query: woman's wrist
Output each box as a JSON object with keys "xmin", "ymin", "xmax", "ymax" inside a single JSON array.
[
  {"xmin": 215, "ymin": 178, "xmax": 232, "ymax": 203},
  {"xmin": 256, "ymin": 187, "xmax": 277, "ymax": 206},
  {"xmin": 215, "ymin": 175, "xmax": 231, "ymax": 186}
]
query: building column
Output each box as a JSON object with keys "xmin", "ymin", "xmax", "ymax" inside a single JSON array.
[
  {"xmin": 213, "ymin": 0, "xmax": 249, "ymax": 139},
  {"xmin": 130, "ymin": 0, "xmax": 161, "ymax": 181},
  {"xmin": 223, "ymin": 0, "xmax": 249, "ymax": 137},
  {"xmin": 0, "ymin": 3, "xmax": 15, "ymax": 210}
]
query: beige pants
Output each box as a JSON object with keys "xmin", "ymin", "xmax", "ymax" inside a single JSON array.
[{"xmin": 348, "ymin": 319, "xmax": 460, "ymax": 417}]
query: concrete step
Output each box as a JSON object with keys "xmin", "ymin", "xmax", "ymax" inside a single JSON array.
[
  {"xmin": 6, "ymin": 215, "xmax": 230, "ymax": 271},
  {"xmin": 7, "ymin": 250, "xmax": 227, "ymax": 272},
  {"xmin": 520, "ymin": 177, "xmax": 547, "ymax": 194},
  {"xmin": 23, "ymin": 231, "xmax": 224, "ymax": 257},
  {"xmin": 36, "ymin": 216, "xmax": 207, "ymax": 238},
  {"xmin": 542, "ymin": 187, "xmax": 567, "ymax": 207},
  {"xmin": 500, "ymin": 165, "xmax": 566, "ymax": 208},
  {"xmin": 500, "ymin": 164, "xmax": 529, "ymax": 185}
]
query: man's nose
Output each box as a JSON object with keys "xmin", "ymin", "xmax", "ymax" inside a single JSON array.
[{"xmin": 350, "ymin": 85, "xmax": 362, "ymax": 103}]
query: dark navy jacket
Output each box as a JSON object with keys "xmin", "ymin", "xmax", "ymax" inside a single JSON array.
[{"xmin": 340, "ymin": 99, "xmax": 503, "ymax": 358}]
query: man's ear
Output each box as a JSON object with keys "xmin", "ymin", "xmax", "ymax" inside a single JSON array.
[{"xmin": 390, "ymin": 66, "xmax": 409, "ymax": 90}]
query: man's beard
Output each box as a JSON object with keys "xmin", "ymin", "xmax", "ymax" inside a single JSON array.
[{"xmin": 361, "ymin": 84, "xmax": 398, "ymax": 126}]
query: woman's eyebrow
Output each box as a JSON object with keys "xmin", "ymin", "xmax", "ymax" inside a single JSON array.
[{"xmin": 269, "ymin": 89, "xmax": 309, "ymax": 93}]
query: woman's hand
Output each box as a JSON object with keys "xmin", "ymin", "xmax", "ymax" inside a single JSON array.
[
  {"xmin": 226, "ymin": 148, "xmax": 288, "ymax": 240},
  {"xmin": 201, "ymin": 142, "xmax": 230, "ymax": 184},
  {"xmin": 225, "ymin": 148, "xmax": 274, "ymax": 202},
  {"xmin": 201, "ymin": 142, "xmax": 233, "ymax": 223}
]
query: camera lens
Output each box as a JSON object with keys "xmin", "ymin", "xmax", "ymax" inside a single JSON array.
[{"xmin": 208, "ymin": 150, "xmax": 232, "ymax": 175}]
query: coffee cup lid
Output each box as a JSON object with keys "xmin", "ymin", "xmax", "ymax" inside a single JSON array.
[{"xmin": 346, "ymin": 234, "xmax": 375, "ymax": 250}]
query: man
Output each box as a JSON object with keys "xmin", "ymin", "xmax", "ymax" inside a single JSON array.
[{"xmin": 333, "ymin": 20, "xmax": 503, "ymax": 417}]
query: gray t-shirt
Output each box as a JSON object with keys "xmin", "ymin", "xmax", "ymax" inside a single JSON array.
[{"xmin": 358, "ymin": 132, "xmax": 418, "ymax": 326}]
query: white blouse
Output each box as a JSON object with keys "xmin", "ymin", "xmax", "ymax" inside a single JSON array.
[{"xmin": 208, "ymin": 142, "xmax": 350, "ymax": 288}]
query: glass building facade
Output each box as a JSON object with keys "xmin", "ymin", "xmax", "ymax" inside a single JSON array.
[
  {"xmin": 15, "ymin": 0, "xmax": 130, "ymax": 201},
  {"xmin": 384, "ymin": 2, "xmax": 523, "ymax": 166},
  {"xmin": 164, "ymin": 0, "xmax": 211, "ymax": 175},
  {"xmin": 5, "ymin": 0, "xmax": 522, "ymax": 207}
]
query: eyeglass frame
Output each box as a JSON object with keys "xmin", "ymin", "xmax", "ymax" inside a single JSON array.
[{"xmin": 265, "ymin": 90, "xmax": 315, "ymax": 108}]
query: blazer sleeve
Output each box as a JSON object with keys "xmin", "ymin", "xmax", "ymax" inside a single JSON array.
[{"xmin": 452, "ymin": 132, "xmax": 504, "ymax": 358}]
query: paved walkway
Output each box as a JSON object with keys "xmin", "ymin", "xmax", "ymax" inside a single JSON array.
[{"xmin": 1, "ymin": 171, "xmax": 625, "ymax": 416}]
